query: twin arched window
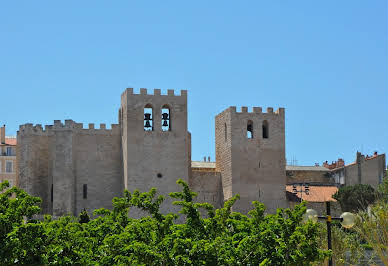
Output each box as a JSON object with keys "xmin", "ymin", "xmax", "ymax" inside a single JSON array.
[
  {"xmin": 245, "ymin": 120, "xmax": 269, "ymax": 139},
  {"xmin": 161, "ymin": 105, "xmax": 171, "ymax": 131},
  {"xmin": 144, "ymin": 104, "xmax": 153, "ymax": 131},
  {"xmin": 144, "ymin": 104, "xmax": 171, "ymax": 131}
]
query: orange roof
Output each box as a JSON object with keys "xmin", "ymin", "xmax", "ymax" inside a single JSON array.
[
  {"xmin": 4, "ymin": 138, "xmax": 17, "ymax": 146},
  {"xmin": 286, "ymin": 185, "xmax": 338, "ymax": 202}
]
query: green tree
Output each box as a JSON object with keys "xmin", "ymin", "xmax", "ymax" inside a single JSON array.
[
  {"xmin": 0, "ymin": 180, "xmax": 45, "ymax": 265},
  {"xmin": 356, "ymin": 201, "xmax": 388, "ymax": 264},
  {"xmin": 333, "ymin": 184, "xmax": 376, "ymax": 212},
  {"xmin": 79, "ymin": 208, "xmax": 90, "ymax": 223},
  {"xmin": 0, "ymin": 179, "xmax": 330, "ymax": 265},
  {"xmin": 378, "ymin": 176, "xmax": 388, "ymax": 203}
]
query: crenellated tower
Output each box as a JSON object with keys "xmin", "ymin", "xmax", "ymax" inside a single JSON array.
[
  {"xmin": 215, "ymin": 106, "xmax": 287, "ymax": 213},
  {"xmin": 120, "ymin": 88, "xmax": 189, "ymax": 215}
]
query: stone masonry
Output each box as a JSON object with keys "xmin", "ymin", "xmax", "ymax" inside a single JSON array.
[
  {"xmin": 215, "ymin": 106, "xmax": 287, "ymax": 213},
  {"xmin": 18, "ymin": 88, "xmax": 385, "ymax": 217}
]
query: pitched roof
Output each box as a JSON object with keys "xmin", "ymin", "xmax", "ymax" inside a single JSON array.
[
  {"xmin": 0, "ymin": 137, "xmax": 17, "ymax": 146},
  {"xmin": 286, "ymin": 185, "xmax": 338, "ymax": 202},
  {"xmin": 5, "ymin": 138, "xmax": 17, "ymax": 145},
  {"xmin": 286, "ymin": 165, "xmax": 330, "ymax": 171}
]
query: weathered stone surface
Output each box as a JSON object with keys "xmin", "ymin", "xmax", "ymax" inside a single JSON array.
[
  {"xmin": 17, "ymin": 88, "xmax": 385, "ymax": 217},
  {"xmin": 215, "ymin": 106, "xmax": 288, "ymax": 213}
]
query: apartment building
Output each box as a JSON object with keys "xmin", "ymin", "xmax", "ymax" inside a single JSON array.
[{"xmin": 0, "ymin": 125, "xmax": 17, "ymax": 187}]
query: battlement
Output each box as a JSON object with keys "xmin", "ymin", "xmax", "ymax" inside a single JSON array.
[
  {"xmin": 121, "ymin": 88, "xmax": 187, "ymax": 100},
  {"xmin": 19, "ymin": 120, "xmax": 121, "ymax": 136},
  {"xmin": 220, "ymin": 106, "xmax": 285, "ymax": 116}
]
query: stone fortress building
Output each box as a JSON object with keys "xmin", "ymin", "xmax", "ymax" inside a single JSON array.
[
  {"xmin": 17, "ymin": 88, "xmax": 288, "ymax": 217},
  {"xmin": 17, "ymin": 88, "xmax": 386, "ymax": 217}
]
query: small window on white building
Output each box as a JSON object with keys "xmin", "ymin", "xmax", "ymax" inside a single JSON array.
[
  {"xmin": 6, "ymin": 147, "xmax": 13, "ymax": 156},
  {"xmin": 340, "ymin": 175, "xmax": 345, "ymax": 185},
  {"xmin": 5, "ymin": 161, "xmax": 13, "ymax": 173}
]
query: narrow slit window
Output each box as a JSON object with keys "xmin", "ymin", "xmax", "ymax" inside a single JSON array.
[
  {"xmin": 224, "ymin": 123, "xmax": 227, "ymax": 141},
  {"xmin": 51, "ymin": 184, "xmax": 53, "ymax": 202},
  {"xmin": 262, "ymin": 120, "xmax": 269, "ymax": 139},
  {"xmin": 161, "ymin": 105, "xmax": 171, "ymax": 131},
  {"xmin": 83, "ymin": 184, "xmax": 87, "ymax": 199},
  {"xmin": 144, "ymin": 104, "xmax": 153, "ymax": 131},
  {"xmin": 247, "ymin": 120, "xmax": 253, "ymax": 139}
]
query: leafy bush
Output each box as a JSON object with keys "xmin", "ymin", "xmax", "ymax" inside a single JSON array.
[
  {"xmin": 0, "ymin": 179, "xmax": 329, "ymax": 265},
  {"xmin": 333, "ymin": 184, "xmax": 376, "ymax": 212}
]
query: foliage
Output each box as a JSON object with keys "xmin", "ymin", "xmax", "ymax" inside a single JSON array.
[
  {"xmin": 355, "ymin": 191, "xmax": 388, "ymax": 264},
  {"xmin": 79, "ymin": 208, "xmax": 90, "ymax": 223},
  {"xmin": 333, "ymin": 184, "xmax": 376, "ymax": 212},
  {"xmin": 312, "ymin": 223, "xmax": 365, "ymax": 266},
  {"xmin": 0, "ymin": 179, "xmax": 329, "ymax": 265},
  {"xmin": 377, "ymin": 176, "xmax": 388, "ymax": 203}
]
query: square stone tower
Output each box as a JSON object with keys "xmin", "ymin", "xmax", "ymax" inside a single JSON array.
[
  {"xmin": 120, "ymin": 88, "xmax": 189, "ymax": 215},
  {"xmin": 215, "ymin": 106, "xmax": 287, "ymax": 214}
]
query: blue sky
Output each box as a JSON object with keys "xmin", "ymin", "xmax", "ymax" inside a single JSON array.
[{"xmin": 1, "ymin": 1, "xmax": 387, "ymax": 166}]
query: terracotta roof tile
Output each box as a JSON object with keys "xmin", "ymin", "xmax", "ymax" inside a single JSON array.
[
  {"xmin": 286, "ymin": 185, "xmax": 338, "ymax": 202},
  {"xmin": 5, "ymin": 138, "xmax": 17, "ymax": 145}
]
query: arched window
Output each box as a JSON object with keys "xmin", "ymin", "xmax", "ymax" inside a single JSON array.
[
  {"xmin": 144, "ymin": 104, "xmax": 153, "ymax": 131},
  {"xmin": 224, "ymin": 123, "xmax": 227, "ymax": 141},
  {"xmin": 247, "ymin": 120, "xmax": 253, "ymax": 139},
  {"xmin": 262, "ymin": 120, "xmax": 269, "ymax": 139},
  {"xmin": 161, "ymin": 104, "xmax": 171, "ymax": 131}
]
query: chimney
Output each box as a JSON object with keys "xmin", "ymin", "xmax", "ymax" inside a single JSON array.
[
  {"xmin": 203, "ymin": 156, "xmax": 206, "ymax": 162},
  {"xmin": 0, "ymin": 125, "xmax": 5, "ymax": 144},
  {"xmin": 208, "ymin": 156, "xmax": 210, "ymax": 162},
  {"xmin": 337, "ymin": 158, "xmax": 345, "ymax": 167}
]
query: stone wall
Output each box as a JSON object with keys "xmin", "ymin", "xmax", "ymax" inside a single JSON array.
[
  {"xmin": 73, "ymin": 125, "xmax": 123, "ymax": 215},
  {"xmin": 216, "ymin": 106, "xmax": 287, "ymax": 214},
  {"xmin": 190, "ymin": 170, "xmax": 223, "ymax": 209},
  {"xmin": 334, "ymin": 153, "xmax": 386, "ymax": 188},
  {"xmin": 121, "ymin": 88, "xmax": 189, "ymax": 216},
  {"xmin": 17, "ymin": 124, "xmax": 52, "ymax": 214},
  {"xmin": 286, "ymin": 167, "xmax": 333, "ymax": 184},
  {"xmin": 361, "ymin": 154, "xmax": 386, "ymax": 188},
  {"xmin": 17, "ymin": 121, "xmax": 123, "ymax": 216}
]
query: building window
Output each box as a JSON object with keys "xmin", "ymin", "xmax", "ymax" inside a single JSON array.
[
  {"xmin": 262, "ymin": 120, "xmax": 269, "ymax": 139},
  {"xmin": 83, "ymin": 184, "xmax": 87, "ymax": 199},
  {"xmin": 247, "ymin": 120, "xmax": 253, "ymax": 139},
  {"xmin": 144, "ymin": 104, "xmax": 153, "ymax": 131},
  {"xmin": 6, "ymin": 147, "xmax": 13, "ymax": 156},
  {"xmin": 224, "ymin": 123, "xmax": 227, "ymax": 141},
  {"xmin": 5, "ymin": 161, "xmax": 13, "ymax": 173},
  {"xmin": 51, "ymin": 184, "xmax": 53, "ymax": 202},
  {"xmin": 161, "ymin": 105, "xmax": 171, "ymax": 131}
]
